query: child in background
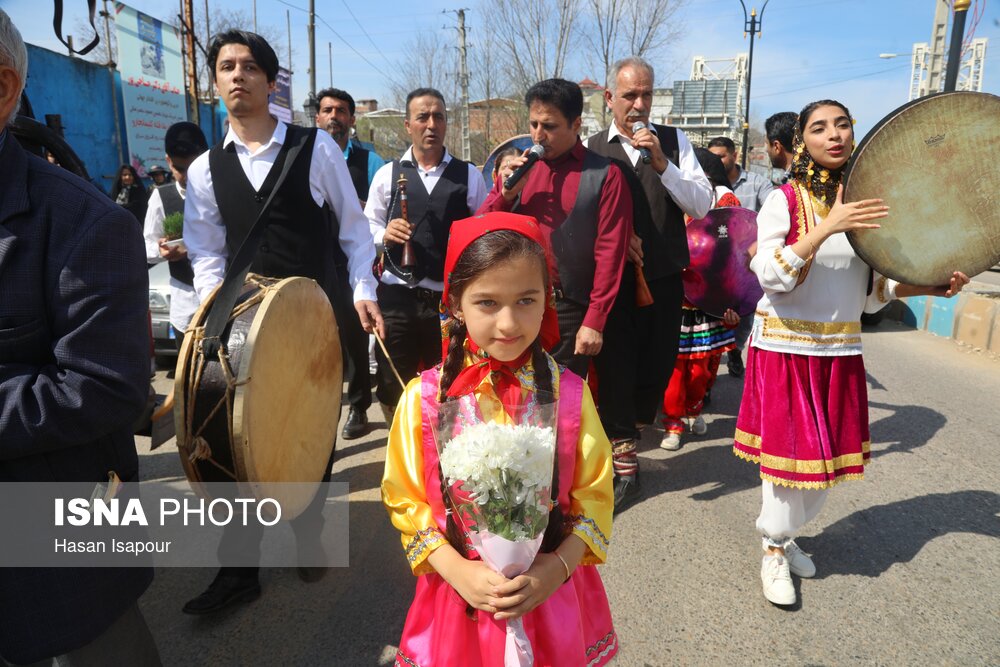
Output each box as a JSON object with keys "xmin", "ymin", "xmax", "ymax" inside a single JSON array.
[{"xmin": 382, "ymin": 212, "xmax": 618, "ymax": 666}]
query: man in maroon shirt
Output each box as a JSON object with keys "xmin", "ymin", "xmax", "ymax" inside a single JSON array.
[{"xmin": 478, "ymin": 78, "xmax": 632, "ymax": 378}]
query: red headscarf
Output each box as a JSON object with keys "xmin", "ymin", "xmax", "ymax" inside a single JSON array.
[{"xmin": 439, "ymin": 212, "xmax": 561, "ymax": 401}]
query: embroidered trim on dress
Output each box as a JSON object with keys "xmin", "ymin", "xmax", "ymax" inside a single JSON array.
[
  {"xmin": 405, "ymin": 527, "xmax": 447, "ymax": 564},
  {"xmin": 568, "ymin": 514, "xmax": 610, "ymax": 553},
  {"xmin": 790, "ymin": 183, "xmax": 815, "ymax": 285},
  {"xmin": 759, "ymin": 330, "xmax": 862, "ymax": 347},
  {"xmin": 774, "ymin": 247, "xmax": 799, "ymax": 277},
  {"xmin": 756, "ymin": 311, "xmax": 861, "ymax": 335},
  {"xmin": 395, "ymin": 649, "xmax": 420, "ymax": 667},
  {"xmin": 586, "ymin": 631, "xmax": 619, "ymax": 666}
]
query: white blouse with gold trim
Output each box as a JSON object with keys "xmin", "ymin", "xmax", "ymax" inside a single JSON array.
[{"xmin": 749, "ymin": 188, "xmax": 899, "ymax": 357}]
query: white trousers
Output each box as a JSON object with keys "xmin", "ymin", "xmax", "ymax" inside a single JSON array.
[{"xmin": 755, "ymin": 481, "xmax": 828, "ymax": 548}]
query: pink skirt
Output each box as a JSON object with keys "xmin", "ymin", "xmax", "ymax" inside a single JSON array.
[
  {"xmin": 733, "ymin": 346, "xmax": 871, "ymax": 489},
  {"xmin": 394, "ymin": 567, "xmax": 618, "ymax": 667}
]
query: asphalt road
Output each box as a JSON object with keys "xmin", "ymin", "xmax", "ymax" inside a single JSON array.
[{"xmin": 136, "ymin": 320, "xmax": 1000, "ymax": 666}]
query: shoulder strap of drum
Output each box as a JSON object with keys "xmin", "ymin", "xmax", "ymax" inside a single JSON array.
[{"xmin": 201, "ymin": 126, "xmax": 314, "ymax": 361}]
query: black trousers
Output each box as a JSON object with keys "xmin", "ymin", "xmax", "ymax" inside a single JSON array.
[
  {"xmin": 374, "ymin": 283, "xmax": 443, "ymax": 408},
  {"xmin": 329, "ymin": 271, "xmax": 372, "ymax": 413},
  {"xmin": 549, "ymin": 297, "xmax": 591, "ymax": 378},
  {"xmin": 634, "ymin": 274, "xmax": 684, "ymax": 424},
  {"xmin": 217, "ymin": 443, "xmax": 337, "ymax": 574},
  {"xmin": 591, "ymin": 269, "xmax": 639, "ymax": 441}
]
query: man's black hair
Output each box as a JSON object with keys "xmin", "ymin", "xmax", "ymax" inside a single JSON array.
[
  {"xmin": 524, "ymin": 78, "xmax": 583, "ymax": 123},
  {"xmin": 765, "ymin": 111, "xmax": 798, "ymax": 152},
  {"xmin": 693, "ymin": 147, "xmax": 729, "ymax": 190},
  {"xmin": 317, "ymin": 88, "xmax": 355, "ymax": 116},
  {"xmin": 405, "ymin": 88, "xmax": 446, "ymax": 118},
  {"xmin": 707, "ymin": 136, "xmax": 736, "ymax": 153},
  {"xmin": 164, "ymin": 121, "xmax": 208, "ymax": 158},
  {"xmin": 207, "ymin": 30, "xmax": 279, "ymax": 83}
]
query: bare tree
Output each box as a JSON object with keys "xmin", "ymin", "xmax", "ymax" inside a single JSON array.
[
  {"xmin": 386, "ymin": 30, "xmax": 459, "ymax": 109},
  {"xmin": 586, "ymin": 0, "xmax": 685, "ymax": 89},
  {"xmin": 479, "ymin": 0, "xmax": 581, "ymax": 94}
]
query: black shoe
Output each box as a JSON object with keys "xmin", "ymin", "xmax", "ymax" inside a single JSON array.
[
  {"xmin": 727, "ymin": 352, "xmax": 745, "ymax": 378},
  {"xmin": 703, "ymin": 389, "xmax": 712, "ymax": 406},
  {"xmin": 612, "ymin": 475, "xmax": 642, "ymax": 514},
  {"xmin": 341, "ymin": 407, "xmax": 370, "ymax": 440},
  {"xmin": 182, "ymin": 572, "xmax": 260, "ymax": 615}
]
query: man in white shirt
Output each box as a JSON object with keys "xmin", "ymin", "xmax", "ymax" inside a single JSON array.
[
  {"xmin": 182, "ymin": 29, "xmax": 382, "ymax": 616},
  {"xmin": 364, "ymin": 88, "xmax": 488, "ymax": 423},
  {"xmin": 142, "ymin": 121, "xmax": 207, "ymax": 351},
  {"xmin": 586, "ymin": 56, "xmax": 713, "ymax": 509}
]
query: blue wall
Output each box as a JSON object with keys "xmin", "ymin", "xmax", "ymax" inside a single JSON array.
[{"xmin": 24, "ymin": 43, "xmax": 225, "ymax": 194}]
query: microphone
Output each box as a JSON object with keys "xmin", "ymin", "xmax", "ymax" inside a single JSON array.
[
  {"xmin": 631, "ymin": 121, "xmax": 652, "ymax": 164},
  {"xmin": 503, "ymin": 144, "xmax": 546, "ymax": 190}
]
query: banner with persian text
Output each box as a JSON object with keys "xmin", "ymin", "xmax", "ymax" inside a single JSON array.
[
  {"xmin": 114, "ymin": 2, "xmax": 186, "ymax": 177},
  {"xmin": 268, "ymin": 67, "xmax": 293, "ymax": 123}
]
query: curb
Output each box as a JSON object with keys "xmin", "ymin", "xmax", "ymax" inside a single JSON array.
[{"xmin": 884, "ymin": 287, "xmax": 1000, "ymax": 355}]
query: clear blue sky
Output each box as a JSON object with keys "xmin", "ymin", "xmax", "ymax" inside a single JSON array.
[{"xmin": 7, "ymin": 0, "xmax": 1000, "ymax": 138}]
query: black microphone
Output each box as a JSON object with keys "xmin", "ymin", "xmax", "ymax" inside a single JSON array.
[
  {"xmin": 503, "ymin": 144, "xmax": 546, "ymax": 190},
  {"xmin": 631, "ymin": 121, "xmax": 652, "ymax": 164}
]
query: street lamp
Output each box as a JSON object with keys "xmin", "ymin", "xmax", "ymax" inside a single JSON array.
[
  {"xmin": 303, "ymin": 93, "xmax": 319, "ymax": 127},
  {"xmin": 738, "ymin": 0, "xmax": 770, "ymax": 169}
]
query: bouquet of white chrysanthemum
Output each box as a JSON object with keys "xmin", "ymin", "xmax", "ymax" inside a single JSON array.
[
  {"xmin": 439, "ymin": 421, "xmax": 555, "ymax": 542},
  {"xmin": 433, "ymin": 392, "xmax": 558, "ymax": 667}
]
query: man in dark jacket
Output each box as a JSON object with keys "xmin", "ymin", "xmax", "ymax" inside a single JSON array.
[{"xmin": 0, "ymin": 11, "xmax": 160, "ymax": 664}]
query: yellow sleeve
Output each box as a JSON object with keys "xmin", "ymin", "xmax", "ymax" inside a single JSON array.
[
  {"xmin": 566, "ymin": 382, "xmax": 614, "ymax": 564},
  {"xmin": 380, "ymin": 377, "xmax": 449, "ymax": 575}
]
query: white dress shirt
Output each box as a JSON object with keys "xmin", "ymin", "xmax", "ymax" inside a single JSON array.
[
  {"xmin": 587, "ymin": 123, "xmax": 713, "ymax": 220},
  {"xmin": 142, "ymin": 182, "xmax": 201, "ymax": 331},
  {"xmin": 184, "ymin": 120, "xmax": 378, "ymax": 303},
  {"xmin": 364, "ymin": 147, "xmax": 488, "ymax": 291}
]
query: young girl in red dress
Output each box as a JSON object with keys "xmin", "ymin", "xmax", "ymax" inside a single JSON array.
[{"xmin": 382, "ymin": 211, "xmax": 618, "ymax": 666}]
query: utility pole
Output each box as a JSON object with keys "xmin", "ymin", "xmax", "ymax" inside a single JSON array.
[
  {"xmin": 738, "ymin": 0, "xmax": 769, "ymax": 169},
  {"xmin": 309, "ymin": 0, "xmax": 316, "ymax": 97},
  {"xmin": 100, "ymin": 0, "xmax": 125, "ymax": 165},
  {"xmin": 253, "ymin": 0, "xmax": 257, "ymax": 33},
  {"xmin": 286, "ymin": 10, "xmax": 293, "ymax": 118},
  {"xmin": 183, "ymin": 0, "xmax": 200, "ymax": 124},
  {"xmin": 448, "ymin": 9, "xmax": 470, "ymax": 162},
  {"xmin": 944, "ymin": 0, "xmax": 972, "ymax": 91},
  {"xmin": 205, "ymin": 0, "xmax": 216, "ymax": 142},
  {"xmin": 328, "ymin": 42, "xmax": 333, "ymax": 87}
]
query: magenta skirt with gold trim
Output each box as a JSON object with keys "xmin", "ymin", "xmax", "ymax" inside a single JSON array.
[{"xmin": 733, "ymin": 345, "xmax": 871, "ymax": 489}]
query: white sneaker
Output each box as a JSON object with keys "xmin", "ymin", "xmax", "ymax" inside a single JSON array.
[
  {"xmin": 784, "ymin": 540, "xmax": 816, "ymax": 578},
  {"xmin": 761, "ymin": 554, "xmax": 796, "ymax": 606},
  {"xmin": 660, "ymin": 432, "xmax": 682, "ymax": 450},
  {"xmin": 689, "ymin": 415, "xmax": 707, "ymax": 435}
]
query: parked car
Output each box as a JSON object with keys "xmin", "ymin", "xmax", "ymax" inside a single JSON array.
[{"xmin": 148, "ymin": 262, "xmax": 176, "ymax": 361}]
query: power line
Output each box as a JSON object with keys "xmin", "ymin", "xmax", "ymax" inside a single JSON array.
[
  {"xmin": 339, "ymin": 0, "xmax": 396, "ymax": 72},
  {"xmin": 273, "ymin": 0, "xmax": 403, "ymax": 88},
  {"xmin": 752, "ymin": 62, "xmax": 912, "ymax": 100}
]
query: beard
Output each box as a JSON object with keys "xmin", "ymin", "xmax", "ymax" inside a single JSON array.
[{"xmin": 325, "ymin": 120, "xmax": 349, "ymax": 143}]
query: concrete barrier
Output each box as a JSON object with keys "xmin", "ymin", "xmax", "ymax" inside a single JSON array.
[{"xmin": 887, "ymin": 287, "xmax": 1000, "ymax": 354}]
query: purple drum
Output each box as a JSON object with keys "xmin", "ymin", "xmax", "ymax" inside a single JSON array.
[{"xmin": 682, "ymin": 207, "xmax": 762, "ymax": 318}]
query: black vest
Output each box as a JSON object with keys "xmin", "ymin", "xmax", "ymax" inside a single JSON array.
[
  {"xmin": 345, "ymin": 143, "xmax": 370, "ymax": 201},
  {"xmin": 207, "ymin": 126, "xmax": 334, "ymax": 291},
  {"xmin": 587, "ymin": 124, "xmax": 688, "ymax": 280},
  {"xmin": 157, "ymin": 183, "xmax": 195, "ymax": 286},
  {"xmin": 384, "ymin": 156, "xmax": 471, "ymax": 283},
  {"xmin": 514, "ymin": 150, "xmax": 610, "ymax": 307}
]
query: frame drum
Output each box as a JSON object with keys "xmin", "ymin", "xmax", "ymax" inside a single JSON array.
[
  {"xmin": 843, "ymin": 91, "xmax": 1000, "ymax": 285},
  {"xmin": 175, "ymin": 275, "xmax": 342, "ymax": 519},
  {"xmin": 482, "ymin": 134, "xmax": 534, "ymax": 189}
]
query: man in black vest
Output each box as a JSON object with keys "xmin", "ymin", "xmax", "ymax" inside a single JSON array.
[
  {"xmin": 586, "ymin": 57, "xmax": 713, "ymax": 509},
  {"xmin": 142, "ymin": 121, "xmax": 208, "ymax": 350},
  {"xmin": 182, "ymin": 30, "xmax": 383, "ymax": 615},
  {"xmin": 315, "ymin": 88, "xmax": 388, "ymax": 440},
  {"xmin": 364, "ymin": 87, "xmax": 488, "ymax": 422}
]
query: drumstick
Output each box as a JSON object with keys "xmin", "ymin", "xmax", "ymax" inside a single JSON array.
[{"xmin": 373, "ymin": 329, "xmax": 407, "ymax": 391}]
